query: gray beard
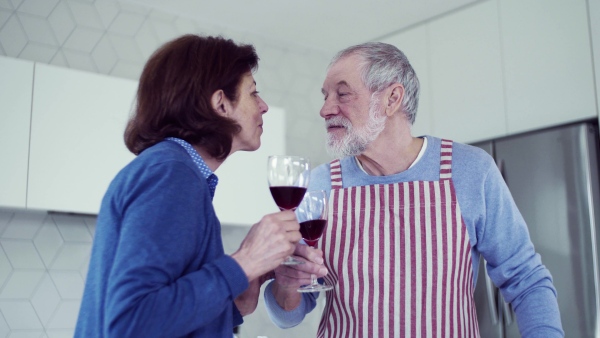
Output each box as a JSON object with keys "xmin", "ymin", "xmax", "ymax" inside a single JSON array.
[{"xmin": 326, "ymin": 99, "xmax": 386, "ymax": 158}]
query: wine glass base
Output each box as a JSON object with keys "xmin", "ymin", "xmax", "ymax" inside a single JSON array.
[
  {"xmin": 281, "ymin": 256, "xmax": 305, "ymax": 265},
  {"xmin": 297, "ymin": 284, "xmax": 334, "ymax": 293}
]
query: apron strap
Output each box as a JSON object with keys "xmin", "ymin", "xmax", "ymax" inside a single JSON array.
[
  {"xmin": 329, "ymin": 159, "xmax": 342, "ymax": 189},
  {"xmin": 440, "ymin": 139, "xmax": 453, "ymax": 180}
]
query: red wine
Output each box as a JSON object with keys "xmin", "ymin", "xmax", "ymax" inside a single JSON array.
[
  {"xmin": 300, "ymin": 219, "xmax": 326, "ymax": 247},
  {"xmin": 270, "ymin": 186, "xmax": 307, "ymax": 210}
]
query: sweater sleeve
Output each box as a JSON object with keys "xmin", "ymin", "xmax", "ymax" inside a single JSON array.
[
  {"xmin": 476, "ymin": 162, "xmax": 563, "ymax": 337},
  {"xmin": 104, "ymin": 161, "xmax": 248, "ymax": 337}
]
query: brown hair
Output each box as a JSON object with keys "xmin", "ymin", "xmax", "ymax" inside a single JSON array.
[{"xmin": 124, "ymin": 34, "xmax": 259, "ymax": 159}]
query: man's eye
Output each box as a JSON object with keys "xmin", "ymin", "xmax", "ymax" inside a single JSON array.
[
  {"xmin": 252, "ymin": 91, "xmax": 259, "ymax": 96},
  {"xmin": 339, "ymin": 93, "xmax": 348, "ymax": 97}
]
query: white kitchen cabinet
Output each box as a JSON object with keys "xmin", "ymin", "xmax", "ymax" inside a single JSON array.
[
  {"xmin": 28, "ymin": 63, "xmax": 137, "ymax": 214},
  {"xmin": 0, "ymin": 56, "xmax": 34, "ymax": 209},
  {"xmin": 212, "ymin": 107, "xmax": 286, "ymax": 226},
  {"xmin": 499, "ymin": 0, "xmax": 596, "ymax": 134},
  {"xmin": 428, "ymin": 0, "xmax": 507, "ymax": 143},
  {"xmin": 382, "ymin": 25, "xmax": 434, "ymax": 138}
]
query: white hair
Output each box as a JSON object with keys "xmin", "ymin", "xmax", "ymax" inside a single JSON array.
[{"xmin": 329, "ymin": 42, "xmax": 420, "ymax": 124}]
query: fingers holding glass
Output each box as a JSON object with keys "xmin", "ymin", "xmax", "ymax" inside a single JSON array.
[
  {"xmin": 267, "ymin": 155, "xmax": 310, "ymax": 265},
  {"xmin": 296, "ymin": 190, "xmax": 333, "ymax": 292}
]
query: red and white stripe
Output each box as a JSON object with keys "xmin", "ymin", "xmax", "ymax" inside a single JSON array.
[{"xmin": 316, "ymin": 139, "xmax": 478, "ymax": 338}]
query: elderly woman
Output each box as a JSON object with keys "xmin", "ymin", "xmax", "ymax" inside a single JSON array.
[{"xmin": 75, "ymin": 34, "xmax": 301, "ymax": 337}]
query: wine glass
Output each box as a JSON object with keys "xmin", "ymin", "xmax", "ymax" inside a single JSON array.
[
  {"xmin": 296, "ymin": 190, "xmax": 333, "ymax": 292},
  {"xmin": 267, "ymin": 155, "xmax": 310, "ymax": 265}
]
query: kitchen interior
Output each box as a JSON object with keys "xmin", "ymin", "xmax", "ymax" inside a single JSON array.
[{"xmin": 0, "ymin": 0, "xmax": 599, "ymax": 337}]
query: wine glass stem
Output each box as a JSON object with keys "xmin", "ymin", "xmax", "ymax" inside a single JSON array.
[{"xmin": 311, "ymin": 274, "xmax": 319, "ymax": 286}]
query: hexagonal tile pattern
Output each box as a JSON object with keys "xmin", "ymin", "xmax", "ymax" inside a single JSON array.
[
  {"xmin": 16, "ymin": 0, "xmax": 59, "ymax": 17},
  {"xmin": 0, "ymin": 301, "xmax": 43, "ymax": 329},
  {"xmin": 1, "ymin": 211, "xmax": 45, "ymax": 240},
  {"xmin": 47, "ymin": 2, "xmax": 74, "ymax": 45},
  {"xmin": 62, "ymin": 48, "xmax": 96, "ymax": 72},
  {"xmin": 17, "ymin": 13, "xmax": 58, "ymax": 45},
  {"xmin": 52, "ymin": 215, "xmax": 92, "ymax": 242},
  {"xmin": 92, "ymin": 1, "xmax": 118, "ymax": 29},
  {"xmin": 33, "ymin": 222, "xmax": 64, "ymax": 268},
  {"xmin": 19, "ymin": 42, "xmax": 58, "ymax": 63},
  {"xmin": 0, "ymin": 0, "xmax": 12, "ymax": 10},
  {"xmin": 31, "ymin": 274, "xmax": 60, "ymax": 326},
  {"xmin": 107, "ymin": 11, "xmax": 143, "ymax": 36},
  {"xmin": 48, "ymin": 243, "xmax": 91, "ymax": 271},
  {"xmin": 62, "ymin": 26, "xmax": 102, "ymax": 53},
  {"xmin": 0, "ymin": 241, "xmax": 44, "ymax": 269},
  {"xmin": 0, "ymin": 9, "xmax": 11, "ymax": 27},
  {"xmin": 0, "ymin": 14, "xmax": 27, "ymax": 56},
  {"xmin": 0, "ymin": 248, "xmax": 13, "ymax": 291},
  {"xmin": 65, "ymin": 0, "xmax": 103, "ymax": 30},
  {"xmin": 48, "ymin": 272, "xmax": 83, "ymax": 300},
  {"xmin": 0, "ymin": 270, "xmax": 44, "ymax": 299},
  {"xmin": 45, "ymin": 301, "xmax": 79, "ymax": 329}
]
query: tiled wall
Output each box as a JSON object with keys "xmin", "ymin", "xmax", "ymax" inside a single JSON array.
[
  {"xmin": 0, "ymin": 0, "xmax": 334, "ymax": 336},
  {"xmin": 0, "ymin": 209, "xmax": 325, "ymax": 337},
  {"xmin": 0, "ymin": 209, "xmax": 94, "ymax": 338}
]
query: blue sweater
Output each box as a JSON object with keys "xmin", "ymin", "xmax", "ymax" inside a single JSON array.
[
  {"xmin": 265, "ymin": 136, "xmax": 563, "ymax": 337},
  {"xmin": 75, "ymin": 141, "xmax": 248, "ymax": 337}
]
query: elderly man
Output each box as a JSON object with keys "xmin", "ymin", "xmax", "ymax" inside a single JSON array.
[{"xmin": 263, "ymin": 42, "xmax": 563, "ymax": 338}]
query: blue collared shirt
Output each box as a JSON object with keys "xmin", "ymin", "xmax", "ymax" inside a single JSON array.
[{"xmin": 166, "ymin": 137, "xmax": 218, "ymax": 199}]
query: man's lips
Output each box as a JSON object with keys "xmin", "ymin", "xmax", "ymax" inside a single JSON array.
[{"xmin": 327, "ymin": 125, "xmax": 345, "ymax": 131}]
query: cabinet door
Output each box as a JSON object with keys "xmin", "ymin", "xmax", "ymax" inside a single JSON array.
[
  {"xmin": 429, "ymin": 0, "xmax": 507, "ymax": 143},
  {"xmin": 499, "ymin": 0, "xmax": 595, "ymax": 134},
  {"xmin": 0, "ymin": 56, "xmax": 33, "ymax": 209},
  {"xmin": 382, "ymin": 25, "xmax": 433, "ymax": 138},
  {"xmin": 28, "ymin": 64, "xmax": 137, "ymax": 214}
]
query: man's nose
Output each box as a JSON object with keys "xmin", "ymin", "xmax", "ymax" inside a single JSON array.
[{"xmin": 320, "ymin": 99, "xmax": 339, "ymax": 118}]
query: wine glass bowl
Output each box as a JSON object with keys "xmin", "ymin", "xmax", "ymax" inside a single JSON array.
[
  {"xmin": 267, "ymin": 156, "xmax": 310, "ymax": 211},
  {"xmin": 296, "ymin": 190, "xmax": 333, "ymax": 293},
  {"xmin": 267, "ymin": 155, "xmax": 310, "ymax": 265}
]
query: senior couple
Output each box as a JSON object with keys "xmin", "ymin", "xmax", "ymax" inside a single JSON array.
[{"xmin": 74, "ymin": 34, "xmax": 563, "ymax": 338}]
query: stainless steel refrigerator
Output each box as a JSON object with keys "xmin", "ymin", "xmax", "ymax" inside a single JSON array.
[{"xmin": 471, "ymin": 121, "xmax": 600, "ymax": 338}]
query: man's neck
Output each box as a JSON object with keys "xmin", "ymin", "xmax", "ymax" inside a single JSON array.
[{"xmin": 355, "ymin": 131, "xmax": 423, "ymax": 176}]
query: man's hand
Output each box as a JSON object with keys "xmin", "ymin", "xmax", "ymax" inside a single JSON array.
[
  {"xmin": 234, "ymin": 271, "xmax": 276, "ymax": 316},
  {"xmin": 271, "ymin": 244, "xmax": 328, "ymax": 311}
]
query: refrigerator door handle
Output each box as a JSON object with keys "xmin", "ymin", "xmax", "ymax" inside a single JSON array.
[
  {"xmin": 496, "ymin": 159, "xmax": 506, "ymax": 181},
  {"xmin": 501, "ymin": 298, "xmax": 514, "ymax": 326},
  {"xmin": 484, "ymin": 263, "xmax": 500, "ymax": 325}
]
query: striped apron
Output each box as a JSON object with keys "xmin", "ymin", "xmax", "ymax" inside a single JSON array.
[{"xmin": 317, "ymin": 139, "xmax": 479, "ymax": 338}]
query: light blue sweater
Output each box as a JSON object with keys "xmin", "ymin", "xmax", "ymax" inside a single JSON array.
[
  {"xmin": 75, "ymin": 141, "xmax": 248, "ymax": 337},
  {"xmin": 265, "ymin": 136, "xmax": 563, "ymax": 337}
]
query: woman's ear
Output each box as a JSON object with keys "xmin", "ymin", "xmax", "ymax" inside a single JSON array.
[{"xmin": 211, "ymin": 89, "xmax": 227, "ymax": 115}]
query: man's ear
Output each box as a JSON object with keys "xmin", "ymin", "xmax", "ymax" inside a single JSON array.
[
  {"xmin": 385, "ymin": 83, "xmax": 405, "ymax": 117},
  {"xmin": 211, "ymin": 89, "xmax": 227, "ymax": 115}
]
